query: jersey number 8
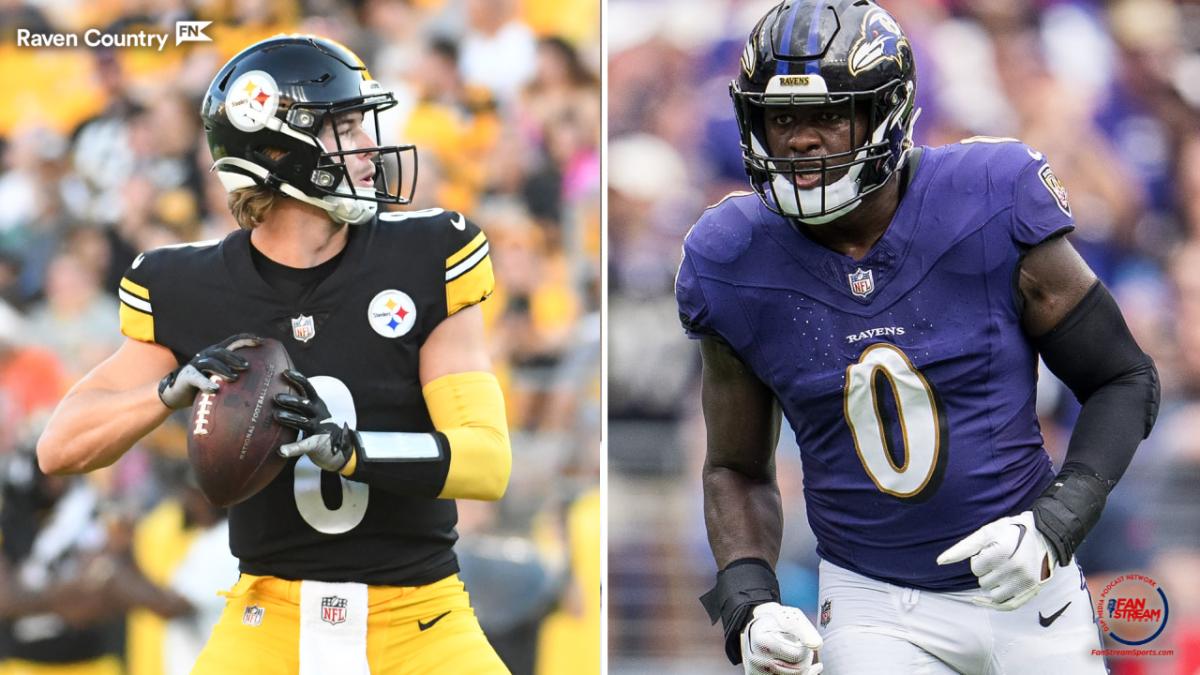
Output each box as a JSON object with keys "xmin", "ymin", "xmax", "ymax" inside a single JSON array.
[{"xmin": 292, "ymin": 376, "xmax": 370, "ymax": 533}]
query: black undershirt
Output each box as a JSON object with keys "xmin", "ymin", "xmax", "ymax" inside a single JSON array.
[{"xmin": 248, "ymin": 236, "xmax": 348, "ymax": 305}]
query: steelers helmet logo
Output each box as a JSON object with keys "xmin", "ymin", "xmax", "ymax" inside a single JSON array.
[
  {"xmin": 368, "ymin": 289, "xmax": 417, "ymax": 338},
  {"xmin": 225, "ymin": 70, "xmax": 280, "ymax": 132}
]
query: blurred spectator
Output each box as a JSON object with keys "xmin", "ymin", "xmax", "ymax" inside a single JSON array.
[
  {"xmin": 534, "ymin": 486, "xmax": 600, "ymax": 675},
  {"xmin": 0, "ymin": 447, "xmax": 192, "ymax": 674},
  {"xmin": 0, "ymin": 300, "xmax": 67, "ymax": 457},
  {"xmin": 24, "ymin": 248, "xmax": 121, "ymax": 380},
  {"xmin": 127, "ymin": 460, "xmax": 237, "ymax": 675},
  {"xmin": 402, "ymin": 36, "xmax": 501, "ymax": 213},
  {"xmin": 519, "ymin": 37, "xmax": 600, "ymax": 150},
  {"xmin": 69, "ymin": 53, "xmax": 141, "ymax": 227},
  {"xmin": 484, "ymin": 200, "xmax": 582, "ymax": 430},
  {"xmin": 460, "ymin": 0, "xmax": 538, "ymax": 103}
]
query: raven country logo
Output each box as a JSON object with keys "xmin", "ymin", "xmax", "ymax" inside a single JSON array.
[
  {"xmin": 14, "ymin": 21, "xmax": 210, "ymax": 51},
  {"xmin": 1096, "ymin": 574, "xmax": 1169, "ymax": 646}
]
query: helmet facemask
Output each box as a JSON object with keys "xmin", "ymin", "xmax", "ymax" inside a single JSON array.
[
  {"xmin": 291, "ymin": 83, "xmax": 418, "ymax": 219},
  {"xmin": 732, "ymin": 75, "xmax": 916, "ymax": 224}
]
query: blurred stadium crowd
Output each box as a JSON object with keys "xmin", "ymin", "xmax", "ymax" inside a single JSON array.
[
  {"xmin": 0, "ymin": 0, "xmax": 599, "ymax": 673},
  {"xmin": 608, "ymin": 0, "xmax": 1200, "ymax": 673}
]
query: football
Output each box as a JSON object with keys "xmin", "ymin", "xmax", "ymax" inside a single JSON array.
[{"xmin": 187, "ymin": 338, "xmax": 297, "ymax": 507}]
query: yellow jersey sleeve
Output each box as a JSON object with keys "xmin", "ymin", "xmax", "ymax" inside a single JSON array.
[
  {"xmin": 118, "ymin": 270, "xmax": 155, "ymax": 343},
  {"xmin": 443, "ymin": 213, "xmax": 495, "ymax": 316}
]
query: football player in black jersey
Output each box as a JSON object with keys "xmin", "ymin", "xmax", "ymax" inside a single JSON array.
[{"xmin": 37, "ymin": 35, "xmax": 512, "ymax": 674}]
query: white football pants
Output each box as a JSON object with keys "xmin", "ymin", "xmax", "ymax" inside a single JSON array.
[{"xmin": 817, "ymin": 559, "xmax": 1107, "ymax": 674}]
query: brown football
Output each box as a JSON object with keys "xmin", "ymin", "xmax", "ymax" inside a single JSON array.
[{"xmin": 187, "ymin": 337, "xmax": 297, "ymax": 508}]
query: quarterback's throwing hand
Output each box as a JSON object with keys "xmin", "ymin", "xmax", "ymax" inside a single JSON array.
[
  {"xmin": 272, "ymin": 369, "xmax": 360, "ymax": 472},
  {"xmin": 741, "ymin": 603, "xmax": 823, "ymax": 675},
  {"xmin": 937, "ymin": 511, "xmax": 1055, "ymax": 611},
  {"xmin": 158, "ymin": 334, "xmax": 261, "ymax": 410}
]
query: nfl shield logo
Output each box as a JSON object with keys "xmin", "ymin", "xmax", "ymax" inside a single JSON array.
[
  {"xmin": 848, "ymin": 267, "xmax": 875, "ymax": 298},
  {"xmin": 321, "ymin": 595, "xmax": 348, "ymax": 625},
  {"xmin": 291, "ymin": 314, "xmax": 316, "ymax": 343},
  {"xmin": 242, "ymin": 605, "xmax": 264, "ymax": 627},
  {"xmin": 820, "ymin": 599, "xmax": 832, "ymax": 628}
]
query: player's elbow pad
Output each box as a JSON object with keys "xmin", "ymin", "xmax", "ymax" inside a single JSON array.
[{"xmin": 425, "ymin": 371, "xmax": 511, "ymax": 501}]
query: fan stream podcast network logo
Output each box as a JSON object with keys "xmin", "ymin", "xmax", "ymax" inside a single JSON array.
[{"xmin": 1095, "ymin": 574, "xmax": 1169, "ymax": 646}]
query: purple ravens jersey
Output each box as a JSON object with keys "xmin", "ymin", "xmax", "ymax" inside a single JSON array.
[{"xmin": 676, "ymin": 140, "xmax": 1076, "ymax": 591}]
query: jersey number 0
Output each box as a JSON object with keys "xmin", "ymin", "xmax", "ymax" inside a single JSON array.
[{"xmin": 843, "ymin": 343, "xmax": 947, "ymax": 500}]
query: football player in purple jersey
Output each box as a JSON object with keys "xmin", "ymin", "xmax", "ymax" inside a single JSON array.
[{"xmin": 676, "ymin": 2, "xmax": 1158, "ymax": 673}]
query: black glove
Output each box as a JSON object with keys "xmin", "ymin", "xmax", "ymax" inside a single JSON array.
[
  {"xmin": 158, "ymin": 334, "xmax": 261, "ymax": 410},
  {"xmin": 272, "ymin": 369, "xmax": 359, "ymax": 472}
]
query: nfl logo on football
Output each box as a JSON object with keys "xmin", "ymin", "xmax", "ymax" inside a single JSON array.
[
  {"xmin": 321, "ymin": 595, "xmax": 348, "ymax": 626},
  {"xmin": 848, "ymin": 267, "xmax": 875, "ymax": 298},
  {"xmin": 291, "ymin": 314, "xmax": 316, "ymax": 343}
]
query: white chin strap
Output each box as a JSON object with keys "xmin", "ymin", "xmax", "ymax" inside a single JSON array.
[
  {"xmin": 774, "ymin": 159, "xmax": 866, "ymax": 225},
  {"xmin": 323, "ymin": 184, "xmax": 378, "ymax": 225},
  {"xmin": 213, "ymin": 157, "xmax": 378, "ymax": 226},
  {"xmin": 753, "ymin": 134, "xmax": 866, "ymax": 225}
]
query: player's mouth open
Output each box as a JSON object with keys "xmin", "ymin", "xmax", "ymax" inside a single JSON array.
[
  {"xmin": 357, "ymin": 171, "xmax": 376, "ymax": 187},
  {"xmin": 791, "ymin": 170, "xmax": 823, "ymax": 189}
]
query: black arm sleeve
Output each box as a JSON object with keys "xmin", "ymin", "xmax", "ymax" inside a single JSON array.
[{"xmin": 1031, "ymin": 281, "xmax": 1160, "ymax": 565}]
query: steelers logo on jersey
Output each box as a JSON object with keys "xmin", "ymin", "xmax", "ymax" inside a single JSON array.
[{"xmin": 368, "ymin": 289, "xmax": 417, "ymax": 338}]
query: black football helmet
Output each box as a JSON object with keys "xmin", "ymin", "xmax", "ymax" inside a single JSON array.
[
  {"xmin": 732, "ymin": 0, "xmax": 918, "ymax": 224},
  {"xmin": 201, "ymin": 35, "xmax": 416, "ymax": 225}
]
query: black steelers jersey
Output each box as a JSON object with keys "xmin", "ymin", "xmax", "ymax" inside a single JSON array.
[{"xmin": 116, "ymin": 209, "xmax": 494, "ymax": 586}]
